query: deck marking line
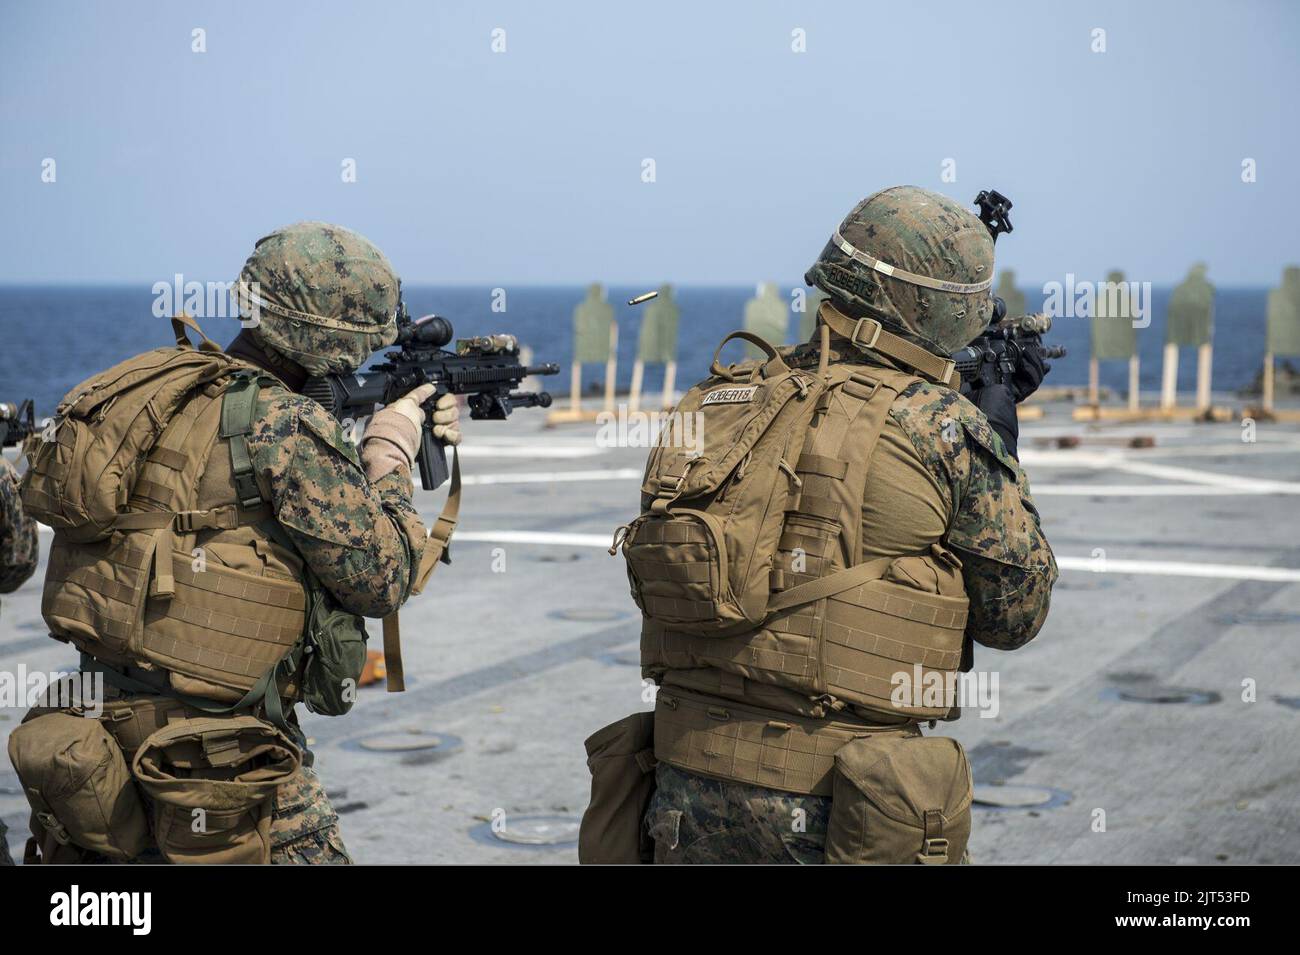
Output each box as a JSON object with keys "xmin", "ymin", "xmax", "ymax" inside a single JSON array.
[{"xmin": 451, "ymin": 531, "xmax": 1300, "ymax": 583}]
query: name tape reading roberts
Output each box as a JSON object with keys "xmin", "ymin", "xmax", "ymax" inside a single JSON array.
[{"xmin": 701, "ymin": 385, "xmax": 759, "ymax": 406}]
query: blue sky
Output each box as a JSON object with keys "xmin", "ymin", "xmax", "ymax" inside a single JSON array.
[{"xmin": 0, "ymin": 0, "xmax": 1296, "ymax": 286}]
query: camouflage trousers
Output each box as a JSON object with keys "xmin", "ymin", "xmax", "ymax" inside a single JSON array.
[
  {"xmin": 0, "ymin": 818, "xmax": 13, "ymax": 866},
  {"xmin": 269, "ymin": 765, "xmax": 352, "ymax": 865},
  {"xmin": 645, "ymin": 763, "xmax": 831, "ymax": 864}
]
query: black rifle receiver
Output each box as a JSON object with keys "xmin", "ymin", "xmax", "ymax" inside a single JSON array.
[
  {"xmin": 954, "ymin": 190, "xmax": 1063, "ymax": 396},
  {"xmin": 951, "ymin": 297, "xmax": 1066, "ymax": 395},
  {"xmin": 0, "ymin": 400, "xmax": 36, "ymax": 449},
  {"xmin": 302, "ymin": 309, "xmax": 559, "ymax": 490}
]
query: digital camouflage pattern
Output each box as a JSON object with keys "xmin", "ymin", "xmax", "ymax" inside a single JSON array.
[
  {"xmin": 247, "ymin": 385, "xmax": 427, "ymax": 617},
  {"xmin": 239, "ymin": 222, "xmax": 399, "ymax": 376},
  {"xmin": 270, "ymin": 765, "xmax": 352, "ymax": 865},
  {"xmin": 0, "ymin": 456, "xmax": 39, "ymax": 616},
  {"xmin": 1, "ymin": 455, "xmax": 36, "ymax": 860},
  {"xmin": 887, "ymin": 377, "xmax": 1057, "ymax": 648},
  {"xmin": 806, "ymin": 185, "xmax": 995, "ymax": 356},
  {"xmin": 646, "ymin": 763, "xmax": 830, "ymax": 864}
]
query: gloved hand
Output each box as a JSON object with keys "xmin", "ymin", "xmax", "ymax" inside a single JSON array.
[
  {"xmin": 1010, "ymin": 344, "xmax": 1050, "ymax": 403},
  {"xmin": 429, "ymin": 392, "xmax": 462, "ymax": 447},
  {"xmin": 970, "ymin": 381, "xmax": 1020, "ymax": 461},
  {"xmin": 360, "ymin": 385, "xmax": 461, "ymax": 483}
]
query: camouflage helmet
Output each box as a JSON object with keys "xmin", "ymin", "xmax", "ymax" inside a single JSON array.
[
  {"xmin": 805, "ymin": 186, "xmax": 995, "ymax": 355},
  {"xmin": 237, "ymin": 222, "xmax": 400, "ymax": 375}
]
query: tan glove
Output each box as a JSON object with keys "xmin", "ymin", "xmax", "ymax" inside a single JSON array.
[
  {"xmin": 429, "ymin": 392, "xmax": 462, "ymax": 447},
  {"xmin": 360, "ymin": 384, "xmax": 463, "ymax": 483}
]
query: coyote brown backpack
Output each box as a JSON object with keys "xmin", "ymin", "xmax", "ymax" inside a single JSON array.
[
  {"xmin": 617, "ymin": 312, "xmax": 972, "ymax": 719},
  {"xmin": 22, "ymin": 315, "xmax": 308, "ymax": 719},
  {"xmin": 24, "ymin": 315, "xmax": 243, "ymax": 541},
  {"xmin": 612, "ymin": 331, "xmax": 829, "ymax": 635}
]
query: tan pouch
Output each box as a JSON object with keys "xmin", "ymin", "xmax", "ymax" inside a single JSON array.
[
  {"xmin": 132, "ymin": 714, "xmax": 301, "ymax": 865},
  {"xmin": 577, "ymin": 712, "xmax": 657, "ymax": 864},
  {"xmin": 100, "ymin": 693, "xmax": 199, "ymax": 755},
  {"xmin": 7, "ymin": 711, "xmax": 151, "ymax": 862},
  {"xmin": 825, "ymin": 733, "xmax": 972, "ymax": 865}
]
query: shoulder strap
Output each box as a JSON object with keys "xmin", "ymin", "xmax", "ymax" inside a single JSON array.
[{"xmin": 220, "ymin": 370, "xmax": 274, "ymax": 510}]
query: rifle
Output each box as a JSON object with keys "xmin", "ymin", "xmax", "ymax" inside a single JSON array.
[
  {"xmin": 951, "ymin": 298, "xmax": 1066, "ymax": 396},
  {"xmin": 956, "ymin": 189, "xmax": 1066, "ymax": 397},
  {"xmin": 302, "ymin": 308, "xmax": 559, "ymax": 490},
  {"xmin": 0, "ymin": 400, "xmax": 36, "ymax": 449}
]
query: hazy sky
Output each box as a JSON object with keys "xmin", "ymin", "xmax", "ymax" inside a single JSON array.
[{"xmin": 1, "ymin": 0, "xmax": 1296, "ymax": 286}]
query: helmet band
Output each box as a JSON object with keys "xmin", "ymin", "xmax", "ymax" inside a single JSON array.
[{"xmin": 831, "ymin": 230, "xmax": 992, "ymax": 295}]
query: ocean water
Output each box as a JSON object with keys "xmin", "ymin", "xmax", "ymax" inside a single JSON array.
[{"xmin": 0, "ymin": 284, "xmax": 1274, "ymax": 417}]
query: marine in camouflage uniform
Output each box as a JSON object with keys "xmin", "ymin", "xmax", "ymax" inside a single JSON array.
[
  {"xmin": 53, "ymin": 223, "xmax": 454, "ymax": 865},
  {"xmin": 0, "ymin": 456, "xmax": 39, "ymax": 617},
  {"xmin": 645, "ymin": 186, "xmax": 1058, "ymax": 863},
  {"xmin": 225, "ymin": 222, "xmax": 454, "ymax": 863},
  {"xmin": 1, "ymin": 455, "xmax": 40, "ymax": 865}
]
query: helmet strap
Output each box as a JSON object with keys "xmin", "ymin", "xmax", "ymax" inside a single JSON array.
[{"xmin": 818, "ymin": 302, "xmax": 959, "ymax": 388}]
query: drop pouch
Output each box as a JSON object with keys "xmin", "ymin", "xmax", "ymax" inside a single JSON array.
[
  {"xmin": 825, "ymin": 733, "xmax": 972, "ymax": 865},
  {"xmin": 8, "ymin": 710, "xmax": 151, "ymax": 862},
  {"xmin": 299, "ymin": 593, "xmax": 369, "ymax": 717},
  {"xmin": 577, "ymin": 712, "xmax": 657, "ymax": 864},
  {"xmin": 131, "ymin": 714, "xmax": 301, "ymax": 865}
]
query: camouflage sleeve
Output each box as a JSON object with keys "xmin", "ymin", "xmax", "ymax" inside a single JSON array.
[
  {"xmin": 246, "ymin": 389, "xmax": 427, "ymax": 618},
  {"xmin": 0, "ymin": 456, "xmax": 39, "ymax": 594},
  {"xmin": 889, "ymin": 382, "xmax": 1057, "ymax": 650}
]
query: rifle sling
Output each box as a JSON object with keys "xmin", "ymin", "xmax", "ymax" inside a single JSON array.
[{"xmin": 381, "ymin": 445, "xmax": 461, "ymax": 693}]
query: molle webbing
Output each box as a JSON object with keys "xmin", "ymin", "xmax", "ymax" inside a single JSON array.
[
  {"xmin": 653, "ymin": 686, "xmax": 920, "ymax": 796},
  {"xmin": 135, "ymin": 370, "xmax": 306, "ymax": 711},
  {"xmin": 765, "ymin": 363, "xmax": 968, "ymax": 718},
  {"xmin": 624, "ymin": 520, "xmax": 718, "ymax": 624}
]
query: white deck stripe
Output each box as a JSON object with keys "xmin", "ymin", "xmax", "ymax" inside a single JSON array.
[
  {"xmin": 460, "ymin": 468, "xmax": 645, "ymax": 486},
  {"xmin": 453, "ymin": 468, "xmax": 1291, "ymax": 496},
  {"xmin": 1030, "ymin": 484, "xmax": 1287, "ymax": 496},
  {"xmin": 451, "ymin": 531, "xmax": 1300, "ymax": 583},
  {"xmin": 454, "ymin": 530, "xmax": 617, "ymax": 548},
  {"xmin": 456, "ymin": 444, "xmax": 603, "ymax": 459},
  {"xmin": 1104, "ymin": 459, "xmax": 1300, "ymax": 493},
  {"xmin": 1053, "ymin": 556, "xmax": 1300, "ymax": 582}
]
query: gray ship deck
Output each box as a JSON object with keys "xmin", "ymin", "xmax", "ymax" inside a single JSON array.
[{"xmin": 3, "ymin": 393, "xmax": 1298, "ymax": 864}]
